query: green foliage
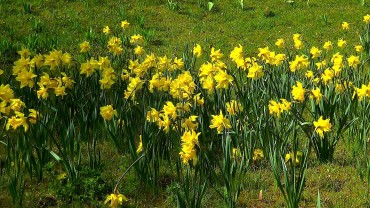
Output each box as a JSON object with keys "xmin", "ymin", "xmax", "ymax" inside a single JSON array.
[
  {"xmin": 50, "ymin": 167, "xmax": 109, "ymax": 206},
  {"xmin": 1, "ymin": 1, "xmax": 370, "ymax": 208}
]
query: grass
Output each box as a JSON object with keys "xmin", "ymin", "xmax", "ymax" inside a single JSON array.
[
  {"xmin": 1, "ymin": 141, "xmax": 368, "ymax": 207},
  {"xmin": 1, "ymin": 0, "xmax": 370, "ymax": 207},
  {"xmin": 1, "ymin": 0, "xmax": 369, "ymax": 59}
]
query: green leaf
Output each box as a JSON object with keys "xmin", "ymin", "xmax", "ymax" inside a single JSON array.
[
  {"xmin": 0, "ymin": 140, "xmax": 7, "ymax": 147},
  {"xmin": 208, "ymin": 2, "xmax": 214, "ymax": 11},
  {"xmin": 317, "ymin": 189, "xmax": 321, "ymax": 208},
  {"xmin": 49, "ymin": 150, "xmax": 62, "ymax": 161}
]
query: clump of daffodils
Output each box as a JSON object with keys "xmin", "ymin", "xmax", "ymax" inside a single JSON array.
[
  {"xmin": 268, "ymin": 99, "xmax": 291, "ymax": 117},
  {"xmin": 179, "ymin": 130, "xmax": 201, "ymax": 165}
]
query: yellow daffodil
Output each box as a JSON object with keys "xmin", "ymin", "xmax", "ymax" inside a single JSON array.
[
  {"xmin": 80, "ymin": 41, "xmax": 90, "ymax": 53},
  {"xmin": 341, "ymin": 22, "xmax": 349, "ymax": 30},
  {"xmin": 258, "ymin": 46, "xmax": 270, "ymax": 61},
  {"xmin": 293, "ymin": 33, "xmax": 301, "ymax": 41},
  {"xmin": 0, "ymin": 84, "xmax": 14, "ymax": 102},
  {"xmin": 291, "ymin": 81, "xmax": 305, "ymax": 102},
  {"xmin": 268, "ymin": 99, "xmax": 291, "ymax": 117},
  {"xmin": 321, "ymin": 68, "xmax": 334, "ymax": 84},
  {"xmin": 285, "ymin": 151, "xmax": 302, "ymax": 166},
  {"xmin": 313, "ymin": 116, "xmax": 332, "ymax": 138},
  {"xmin": 363, "ymin": 14, "xmax": 370, "ymax": 24},
  {"xmin": 347, "ymin": 55, "xmax": 360, "ymax": 68},
  {"xmin": 226, "ymin": 100, "xmax": 243, "ymax": 115},
  {"xmin": 134, "ymin": 45, "xmax": 144, "ymax": 55},
  {"xmin": 354, "ymin": 45, "xmax": 363, "ymax": 53},
  {"xmin": 310, "ymin": 46, "xmax": 322, "ymax": 58},
  {"xmin": 55, "ymin": 86, "xmax": 67, "ymax": 97},
  {"xmin": 121, "ymin": 20, "xmax": 130, "ymax": 29},
  {"xmin": 17, "ymin": 48, "xmax": 30, "ymax": 58},
  {"xmin": 247, "ymin": 63, "xmax": 264, "ymax": 79},
  {"xmin": 104, "ymin": 193, "xmax": 128, "ymax": 208},
  {"xmin": 6, "ymin": 111, "xmax": 29, "ymax": 132},
  {"xmin": 210, "ymin": 47, "xmax": 223, "ymax": 62},
  {"xmin": 354, "ymin": 84, "xmax": 368, "ymax": 101},
  {"xmin": 289, "ymin": 55, "xmax": 309, "ymax": 72},
  {"xmin": 337, "ymin": 39, "xmax": 346, "ymax": 48},
  {"xmin": 275, "ymin": 38, "xmax": 285, "ymax": 48},
  {"xmin": 253, "ymin": 149, "xmax": 264, "ymax": 161},
  {"xmin": 137, "ymin": 135, "xmax": 143, "ymax": 153},
  {"xmin": 130, "ymin": 34, "xmax": 144, "ymax": 45},
  {"xmin": 310, "ymin": 87, "xmax": 322, "ymax": 104},
  {"xmin": 28, "ymin": 109, "xmax": 41, "ymax": 124},
  {"xmin": 15, "ymin": 69, "xmax": 37, "ymax": 88},
  {"xmin": 323, "ymin": 41, "xmax": 333, "ymax": 51},
  {"xmin": 232, "ymin": 148, "xmax": 242, "ymax": 158},
  {"xmin": 163, "ymin": 101, "xmax": 177, "ymax": 120},
  {"xmin": 100, "ymin": 105, "xmax": 118, "ymax": 121},
  {"xmin": 193, "ymin": 93, "xmax": 204, "ymax": 106},
  {"xmin": 179, "ymin": 130, "xmax": 201, "ymax": 165},
  {"xmin": 10, "ymin": 99, "xmax": 25, "ymax": 111},
  {"xmin": 103, "ymin": 26, "xmax": 110, "ymax": 35},
  {"xmin": 294, "ymin": 39, "xmax": 303, "ymax": 50},
  {"xmin": 209, "ymin": 111, "xmax": 231, "ymax": 133},
  {"xmin": 214, "ymin": 69, "xmax": 233, "ymax": 89},
  {"xmin": 316, "ymin": 60, "xmax": 327, "ymax": 70},
  {"xmin": 305, "ymin": 70, "xmax": 314, "ymax": 79},
  {"xmin": 268, "ymin": 100, "xmax": 282, "ymax": 117},
  {"xmin": 193, "ymin": 44, "xmax": 202, "ymax": 58},
  {"xmin": 181, "ymin": 116, "xmax": 198, "ymax": 131}
]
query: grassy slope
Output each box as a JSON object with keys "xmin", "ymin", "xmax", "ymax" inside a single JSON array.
[{"xmin": 1, "ymin": 0, "xmax": 370, "ymax": 207}]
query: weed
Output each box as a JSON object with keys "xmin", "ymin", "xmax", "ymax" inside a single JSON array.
[{"xmin": 50, "ymin": 167, "xmax": 109, "ymax": 206}]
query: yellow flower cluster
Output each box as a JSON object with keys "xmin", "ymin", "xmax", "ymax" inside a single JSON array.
[
  {"xmin": 170, "ymin": 71, "xmax": 195, "ymax": 99},
  {"xmin": 146, "ymin": 100, "xmax": 200, "ymax": 134},
  {"xmin": 0, "ymin": 84, "xmax": 41, "ymax": 131},
  {"xmin": 179, "ymin": 130, "xmax": 201, "ymax": 165},
  {"xmin": 198, "ymin": 49, "xmax": 234, "ymax": 94},
  {"xmin": 108, "ymin": 36, "xmax": 123, "ymax": 56},
  {"xmin": 268, "ymin": 99, "xmax": 291, "ymax": 117}
]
